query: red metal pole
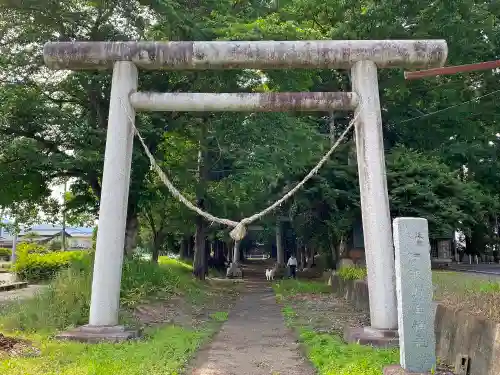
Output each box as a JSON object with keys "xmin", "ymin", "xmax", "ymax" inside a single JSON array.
[{"xmin": 405, "ymin": 59, "xmax": 500, "ymax": 80}]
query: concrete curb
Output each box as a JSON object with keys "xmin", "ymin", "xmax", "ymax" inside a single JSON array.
[{"xmin": 0, "ymin": 281, "xmax": 28, "ymax": 292}]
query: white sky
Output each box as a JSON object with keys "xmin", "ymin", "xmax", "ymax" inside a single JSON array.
[{"xmin": 50, "ymin": 183, "xmax": 66, "ymax": 204}]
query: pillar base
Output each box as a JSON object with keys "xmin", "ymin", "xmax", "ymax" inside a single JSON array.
[
  {"xmin": 344, "ymin": 326, "xmax": 399, "ymax": 348},
  {"xmin": 383, "ymin": 365, "xmax": 453, "ymax": 375},
  {"xmin": 55, "ymin": 325, "xmax": 140, "ymax": 343},
  {"xmin": 226, "ymin": 262, "xmax": 243, "ymax": 279}
]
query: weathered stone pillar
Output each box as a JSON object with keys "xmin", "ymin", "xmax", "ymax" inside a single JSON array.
[
  {"xmin": 226, "ymin": 240, "xmax": 243, "ymax": 278},
  {"xmin": 232, "ymin": 240, "xmax": 240, "ymax": 263},
  {"xmin": 351, "ymin": 60, "xmax": 397, "ymax": 331},
  {"xmin": 276, "ymin": 221, "xmax": 284, "ymax": 265},
  {"xmin": 11, "ymin": 231, "xmax": 17, "ymax": 264},
  {"xmin": 89, "ymin": 61, "xmax": 138, "ymax": 327}
]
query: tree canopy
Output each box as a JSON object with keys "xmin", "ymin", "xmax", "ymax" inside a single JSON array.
[{"xmin": 1, "ymin": 0, "xmax": 499, "ymax": 268}]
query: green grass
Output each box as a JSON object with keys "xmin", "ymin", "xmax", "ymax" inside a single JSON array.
[
  {"xmin": 158, "ymin": 256, "xmax": 224, "ymax": 278},
  {"xmin": 276, "ymin": 281, "xmax": 398, "ymax": 375},
  {"xmin": 273, "ymin": 279, "xmax": 332, "ymax": 296},
  {"xmin": 0, "ymin": 256, "xmax": 230, "ymax": 375},
  {"xmin": 0, "ymin": 322, "xmax": 223, "ymax": 375},
  {"xmin": 158, "ymin": 256, "xmax": 193, "ymax": 272},
  {"xmin": 432, "ymin": 271, "xmax": 500, "ymax": 322},
  {"xmin": 209, "ymin": 311, "xmax": 229, "ymax": 322}
]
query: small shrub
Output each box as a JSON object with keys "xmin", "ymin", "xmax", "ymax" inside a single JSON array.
[
  {"xmin": 16, "ymin": 242, "xmax": 51, "ymax": 254},
  {"xmin": 49, "ymin": 239, "xmax": 62, "ymax": 251},
  {"xmin": 12, "ymin": 248, "xmax": 89, "ymax": 282},
  {"xmin": 337, "ymin": 266, "xmax": 367, "ymax": 281},
  {"xmin": 120, "ymin": 260, "xmax": 181, "ymax": 307},
  {"xmin": 0, "ymin": 247, "xmax": 11, "ymax": 260}
]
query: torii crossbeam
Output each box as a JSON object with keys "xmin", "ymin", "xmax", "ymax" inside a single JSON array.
[{"xmin": 43, "ymin": 39, "xmax": 448, "ymax": 344}]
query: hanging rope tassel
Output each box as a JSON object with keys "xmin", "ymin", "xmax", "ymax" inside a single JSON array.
[{"xmin": 228, "ymin": 222, "xmax": 245, "ymax": 241}]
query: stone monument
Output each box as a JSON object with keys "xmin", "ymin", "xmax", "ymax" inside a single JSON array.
[{"xmin": 384, "ymin": 217, "xmax": 436, "ymax": 375}]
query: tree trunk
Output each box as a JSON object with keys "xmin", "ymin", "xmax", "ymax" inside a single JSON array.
[
  {"xmin": 214, "ymin": 240, "xmax": 224, "ymax": 262},
  {"xmin": 300, "ymin": 245, "xmax": 307, "ymax": 269},
  {"xmin": 204, "ymin": 239, "xmax": 211, "ymax": 276},
  {"xmin": 193, "ymin": 120, "xmax": 209, "ymax": 280},
  {"xmin": 152, "ymin": 239, "xmax": 160, "ymax": 264},
  {"xmin": 180, "ymin": 236, "xmax": 189, "ymax": 259},
  {"xmin": 276, "ymin": 221, "xmax": 284, "ymax": 265},
  {"xmin": 151, "ymin": 232, "xmax": 165, "ymax": 264},
  {"xmin": 338, "ymin": 236, "xmax": 347, "ymax": 258},
  {"xmin": 329, "ymin": 112, "xmax": 336, "ymax": 145},
  {"xmin": 193, "ymin": 216, "xmax": 207, "ymax": 279},
  {"xmin": 306, "ymin": 245, "xmax": 313, "ymax": 267},
  {"xmin": 124, "ymin": 212, "xmax": 139, "ymax": 256},
  {"xmin": 330, "ymin": 243, "xmax": 337, "ymax": 270},
  {"xmin": 188, "ymin": 236, "xmax": 194, "ymax": 258}
]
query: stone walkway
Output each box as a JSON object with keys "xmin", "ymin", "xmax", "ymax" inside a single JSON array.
[{"xmin": 189, "ymin": 263, "xmax": 316, "ymax": 375}]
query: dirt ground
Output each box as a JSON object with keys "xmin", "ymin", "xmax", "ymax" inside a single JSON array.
[
  {"xmin": 287, "ymin": 292, "xmax": 370, "ymax": 336},
  {"xmin": 0, "ymin": 333, "xmax": 40, "ymax": 359},
  {"xmin": 133, "ymin": 280, "xmax": 242, "ymax": 329},
  {"xmin": 187, "ymin": 264, "xmax": 316, "ymax": 375}
]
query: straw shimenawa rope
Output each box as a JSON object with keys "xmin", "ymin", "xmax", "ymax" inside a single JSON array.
[{"xmin": 120, "ymin": 97, "xmax": 362, "ymax": 241}]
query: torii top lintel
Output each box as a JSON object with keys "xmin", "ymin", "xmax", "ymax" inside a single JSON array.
[{"xmin": 43, "ymin": 40, "xmax": 448, "ymax": 71}]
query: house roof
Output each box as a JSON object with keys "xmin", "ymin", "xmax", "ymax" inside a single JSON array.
[{"xmin": 0, "ymin": 221, "xmax": 94, "ymax": 240}]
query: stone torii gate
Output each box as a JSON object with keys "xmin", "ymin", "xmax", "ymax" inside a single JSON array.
[{"xmin": 43, "ymin": 40, "xmax": 447, "ymax": 342}]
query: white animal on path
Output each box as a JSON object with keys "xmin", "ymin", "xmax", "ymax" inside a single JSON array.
[{"xmin": 265, "ymin": 268, "xmax": 275, "ymax": 281}]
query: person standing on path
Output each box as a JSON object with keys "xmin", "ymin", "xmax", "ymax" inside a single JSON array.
[{"xmin": 287, "ymin": 254, "xmax": 298, "ymax": 279}]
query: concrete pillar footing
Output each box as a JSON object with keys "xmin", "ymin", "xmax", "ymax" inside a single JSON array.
[
  {"xmin": 383, "ymin": 365, "xmax": 452, "ymax": 375},
  {"xmin": 226, "ymin": 262, "xmax": 243, "ymax": 279},
  {"xmin": 55, "ymin": 325, "xmax": 140, "ymax": 343},
  {"xmin": 344, "ymin": 326, "xmax": 399, "ymax": 348}
]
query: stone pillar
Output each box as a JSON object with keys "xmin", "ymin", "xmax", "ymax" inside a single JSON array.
[
  {"xmin": 276, "ymin": 221, "xmax": 284, "ymax": 265},
  {"xmin": 351, "ymin": 60, "xmax": 397, "ymax": 331},
  {"xmin": 388, "ymin": 217, "xmax": 435, "ymax": 374},
  {"xmin": 226, "ymin": 240, "xmax": 243, "ymax": 278},
  {"xmin": 232, "ymin": 240, "xmax": 240, "ymax": 264},
  {"xmin": 11, "ymin": 231, "xmax": 17, "ymax": 264},
  {"xmin": 89, "ymin": 61, "xmax": 138, "ymax": 327}
]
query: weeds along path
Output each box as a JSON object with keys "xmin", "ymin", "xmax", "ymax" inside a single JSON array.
[{"xmin": 188, "ymin": 261, "xmax": 315, "ymax": 375}]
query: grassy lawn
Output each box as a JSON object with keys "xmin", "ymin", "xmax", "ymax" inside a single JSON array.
[
  {"xmin": 0, "ymin": 256, "xmax": 235, "ymax": 375},
  {"xmin": 432, "ymin": 271, "xmax": 500, "ymax": 322},
  {"xmin": 273, "ymin": 280, "xmax": 398, "ymax": 375},
  {"xmin": 0, "ymin": 323, "xmax": 225, "ymax": 375}
]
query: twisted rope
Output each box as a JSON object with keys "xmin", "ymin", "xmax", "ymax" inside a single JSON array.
[{"xmin": 121, "ymin": 97, "xmax": 362, "ymax": 241}]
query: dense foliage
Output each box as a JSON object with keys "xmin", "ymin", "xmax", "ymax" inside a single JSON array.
[
  {"xmin": 12, "ymin": 246, "xmax": 90, "ymax": 282},
  {"xmin": 0, "ymin": 248, "xmax": 10, "ymax": 260},
  {"xmin": 1, "ymin": 0, "xmax": 500, "ymax": 272}
]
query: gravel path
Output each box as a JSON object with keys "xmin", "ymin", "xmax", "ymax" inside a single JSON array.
[{"xmin": 188, "ymin": 264, "xmax": 316, "ymax": 375}]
